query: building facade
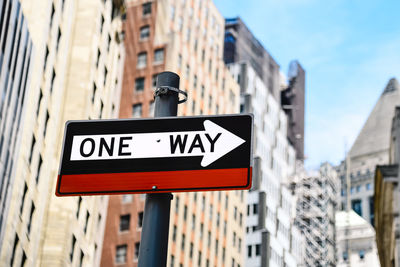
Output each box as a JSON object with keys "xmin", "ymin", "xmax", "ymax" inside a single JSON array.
[
  {"xmin": 227, "ymin": 62, "xmax": 301, "ymax": 267},
  {"xmin": 293, "ymin": 163, "xmax": 338, "ymax": 266},
  {"xmin": 374, "ymin": 105, "xmax": 400, "ymax": 267},
  {"xmin": 223, "ymin": 17, "xmax": 280, "ymax": 102},
  {"xmin": 0, "ymin": 0, "xmax": 125, "ymax": 266},
  {"xmin": 281, "ymin": 61, "xmax": 305, "ymax": 161},
  {"xmin": 336, "ymin": 210, "xmax": 380, "ymax": 267},
  {"xmin": 0, "ymin": 0, "xmax": 33, "ymax": 250},
  {"xmin": 101, "ymin": 0, "xmax": 243, "ymax": 266},
  {"xmin": 339, "ymin": 78, "xmax": 400, "ymax": 226},
  {"xmin": 224, "ymin": 17, "xmax": 305, "ymax": 161}
]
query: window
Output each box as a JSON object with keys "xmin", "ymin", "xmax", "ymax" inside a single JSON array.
[
  {"xmin": 247, "ymin": 245, "xmax": 252, "ymax": 257},
  {"xmin": 149, "ymin": 101, "xmax": 155, "ymax": 117},
  {"xmin": 233, "ymin": 232, "xmax": 236, "ymax": 246},
  {"xmin": 172, "ymin": 225, "xmax": 177, "ymax": 241},
  {"xmin": 351, "ymin": 199, "xmax": 362, "ymax": 217},
  {"xmin": 137, "ymin": 52, "xmax": 147, "ymax": 69},
  {"xmin": 36, "ymin": 155, "xmax": 42, "ymax": 183},
  {"xmin": 253, "ymin": 203, "xmax": 258, "ymax": 214},
  {"xmin": 10, "ymin": 235, "xmax": 19, "ymax": 266},
  {"xmin": 140, "ymin": 25, "xmax": 150, "ymax": 40},
  {"xmin": 134, "ymin": 242, "xmax": 140, "ymax": 259},
  {"xmin": 183, "ymin": 205, "xmax": 187, "ymax": 220},
  {"xmin": 255, "ymin": 244, "xmax": 260, "ymax": 256},
  {"xmin": 70, "ymin": 235, "xmax": 76, "ymax": 261},
  {"xmin": 359, "ymin": 250, "xmax": 365, "ymax": 259},
  {"xmin": 193, "ymin": 75, "xmax": 197, "ymax": 89},
  {"xmin": 135, "ymin": 77, "xmax": 145, "ymax": 91},
  {"xmin": 181, "ymin": 234, "xmax": 185, "ymax": 250},
  {"xmin": 178, "ymin": 54, "xmax": 182, "ymax": 69},
  {"xmin": 154, "ymin": 48, "xmax": 164, "ymax": 63},
  {"xmin": 356, "ymin": 185, "xmax": 361, "ymax": 192},
  {"xmin": 142, "ymin": 2, "xmax": 152, "ymax": 16},
  {"xmin": 115, "ymin": 245, "xmax": 127, "ymax": 263},
  {"xmin": 84, "ymin": 211, "xmax": 90, "ymax": 233},
  {"xmin": 138, "ymin": 212, "xmax": 144, "ymax": 228},
  {"xmin": 27, "ymin": 203, "xmax": 35, "ymax": 234},
  {"xmin": 20, "ymin": 183, "xmax": 27, "ymax": 214},
  {"xmin": 186, "ymin": 64, "xmax": 190, "ymax": 78},
  {"xmin": 366, "ymin": 183, "xmax": 371, "ymax": 190},
  {"xmin": 119, "ymin": 215, "xmax": 130, "ymax": 231},
  {"xmin": 189, "ymin": 243, "xmax": 193, "ymax": 258},
  {"xmin": 132, "ymin": 104, "xmax": 142, "ymax": 118},
  {"xmin": 152, "ymin": 74, "xmax": 158, "ymax": 89}
]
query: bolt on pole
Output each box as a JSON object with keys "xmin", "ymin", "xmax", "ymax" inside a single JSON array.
[{"xmin": 137, "ymin": 72, "xmax": 180, "ymax": 267}]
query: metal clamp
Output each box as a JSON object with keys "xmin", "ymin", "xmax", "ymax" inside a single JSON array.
[{"xmin": 154, "ymin": 86, "xmax": 187, "ymax": 104}]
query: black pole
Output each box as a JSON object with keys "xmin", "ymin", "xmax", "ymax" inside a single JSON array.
[{"xmin": 137, "ymin": 72, "xmax": 180, "ymax": 267}]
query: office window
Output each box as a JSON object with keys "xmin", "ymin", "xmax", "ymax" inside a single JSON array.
[
  {"xmin": 193, "ymin": 75, "xmax": 197, "ymax": 89},
  {"xmin": 186, "ymin": 64, "xmax": 190, "ymax": 78},
  {"xmin": 247, "ymin": 245, "xmax": 252, "ymax": 257},
  {"xmin": 178, "ymin": 54, "xmax": 182, "ymax": 69},
  {"xmin": 70, "ymin": 235, "xmax": 76, "ymax": 261},
  {"xmin": 183, "ymin": 205, "xmax": 187, "ymax": 220},
  {"xmin": 172, "ymin": 225, "xmax": 177, "ymax": 241},
  {"xmin": 142, "ymin": 2, "xmax": 152, "ymax": 16},
  {"xmin": 149, "ymin": 101, "xmax": 155, "ymax": 117},
  {"xmin": 138, "ymin": 212, "xmax": 144, "ymax": 228},
  {"xmin": 189, "ymin": 243, "xmax": 193, "ymax": 258},
  {"xmin": 20, "ymin": 183, "xmax": 27, "ymax": 214},
  {"xmin": 119, "ymin": 214, "xmax": 130, "ymax": 231},
  {"xmin": 181, "ymin": 234, "xmax": 185, "ymax": 250},
  {"xmin": 115, "ymin": 245, "xmax": 127, "ymax": 263},
  {"xmin": 154, "ymin": 48, "xmax": 164, "ymax": 63},
  {"xmin": 366, "ymin": 183, "xmax": 371, "ymax": 190},
  {"xmin": 253, "ymin": 203, "xmax": 258, "ymax": 214},
  {"xmin": 351, "ymin": 199, "xmax": 362, "ymax": 217},
  {"xmin": 135, "ymin": 77, "xmax": 145, "ymax": 91},
  {"xmin": 140, "ymin": 25, "xmax": 150, "ymax": 40},
  {"xmin": 27, "ymin": 203, "xmax": 35, "ymax": 234},
  {"xmin": 152, "ymin": 74, "xmax": 158, "ymax": 89},
  {"xmin": 10, "ymin": 234, "xmax": 19, "ymax": 266},
  {"xmin": 137, "ymin": 52, "xmax": 147, "ymax": 69},
  {"xmin": 134, "ymin": 242, "xmax": 140, "ymax": 259},
  {"xmin": 84, "ymin": 211, "xmax": 90, "ymax": 233},
  {"xmin": 132, "ymin": 104, "xmax": 142, "ymax": 118}
]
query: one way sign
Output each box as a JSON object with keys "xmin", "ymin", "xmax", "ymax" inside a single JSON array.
[{"xmin": 56, "ymin": 114, "xmax": 253, "ymax": 196}]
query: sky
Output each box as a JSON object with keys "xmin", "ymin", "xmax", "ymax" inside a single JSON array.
[{"xmin": 214, "ymin": 0, "xmax": 400, "ymax": 169}]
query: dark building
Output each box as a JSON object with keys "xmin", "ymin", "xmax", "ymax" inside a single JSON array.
[
  {"xmin": 281, "ymin": 61, "xmax": 305, "ymax": 161},
  {"xmin": 223, "ymin": 17, "xmax": 305, "ymax": 161},
  {"xmin": 224, "ymin": 17, "xmax": 281, "ymax": 102}
]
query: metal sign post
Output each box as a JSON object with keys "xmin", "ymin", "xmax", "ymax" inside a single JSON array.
[{"xmin": 138, "ymin": 72, "xmax": 182, "ymax": 267}]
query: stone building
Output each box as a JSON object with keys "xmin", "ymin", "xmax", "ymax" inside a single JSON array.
[
  {"xmin": 339, "ymin": 78, "xmax": 400, "ymax": 226},
  {"xmin": 0, "ymin": 0, "xmax": 125, "ymax": 266},
  {"xmin": 336, "ymin": 210, "xmax": 380, "ymax": 266},
  {"xmin": 374, "ymin": 105, "xmax": 400, "ymax": 267},
  {"xmin": 100, "ymin": 0, "xmax": 243, "ymax": 266}
]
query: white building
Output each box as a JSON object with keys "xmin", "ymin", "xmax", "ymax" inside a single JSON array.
[
  {"xmin": 336, "ymin": 210, "xmax": 380, "ymax": 267},
  {"xmin": 228, "ymin": 61, "xmax": 302, "ymax": 267}
]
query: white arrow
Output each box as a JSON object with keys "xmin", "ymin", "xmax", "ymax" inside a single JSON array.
[{"xmin": 70, "ymin": 120, "xmax": 245, "ymax": 167}]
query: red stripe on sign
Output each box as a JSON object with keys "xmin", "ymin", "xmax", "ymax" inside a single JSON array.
[{"xmin": 56, "ymin": 168, "xmax": 251, "ymax": 196}]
